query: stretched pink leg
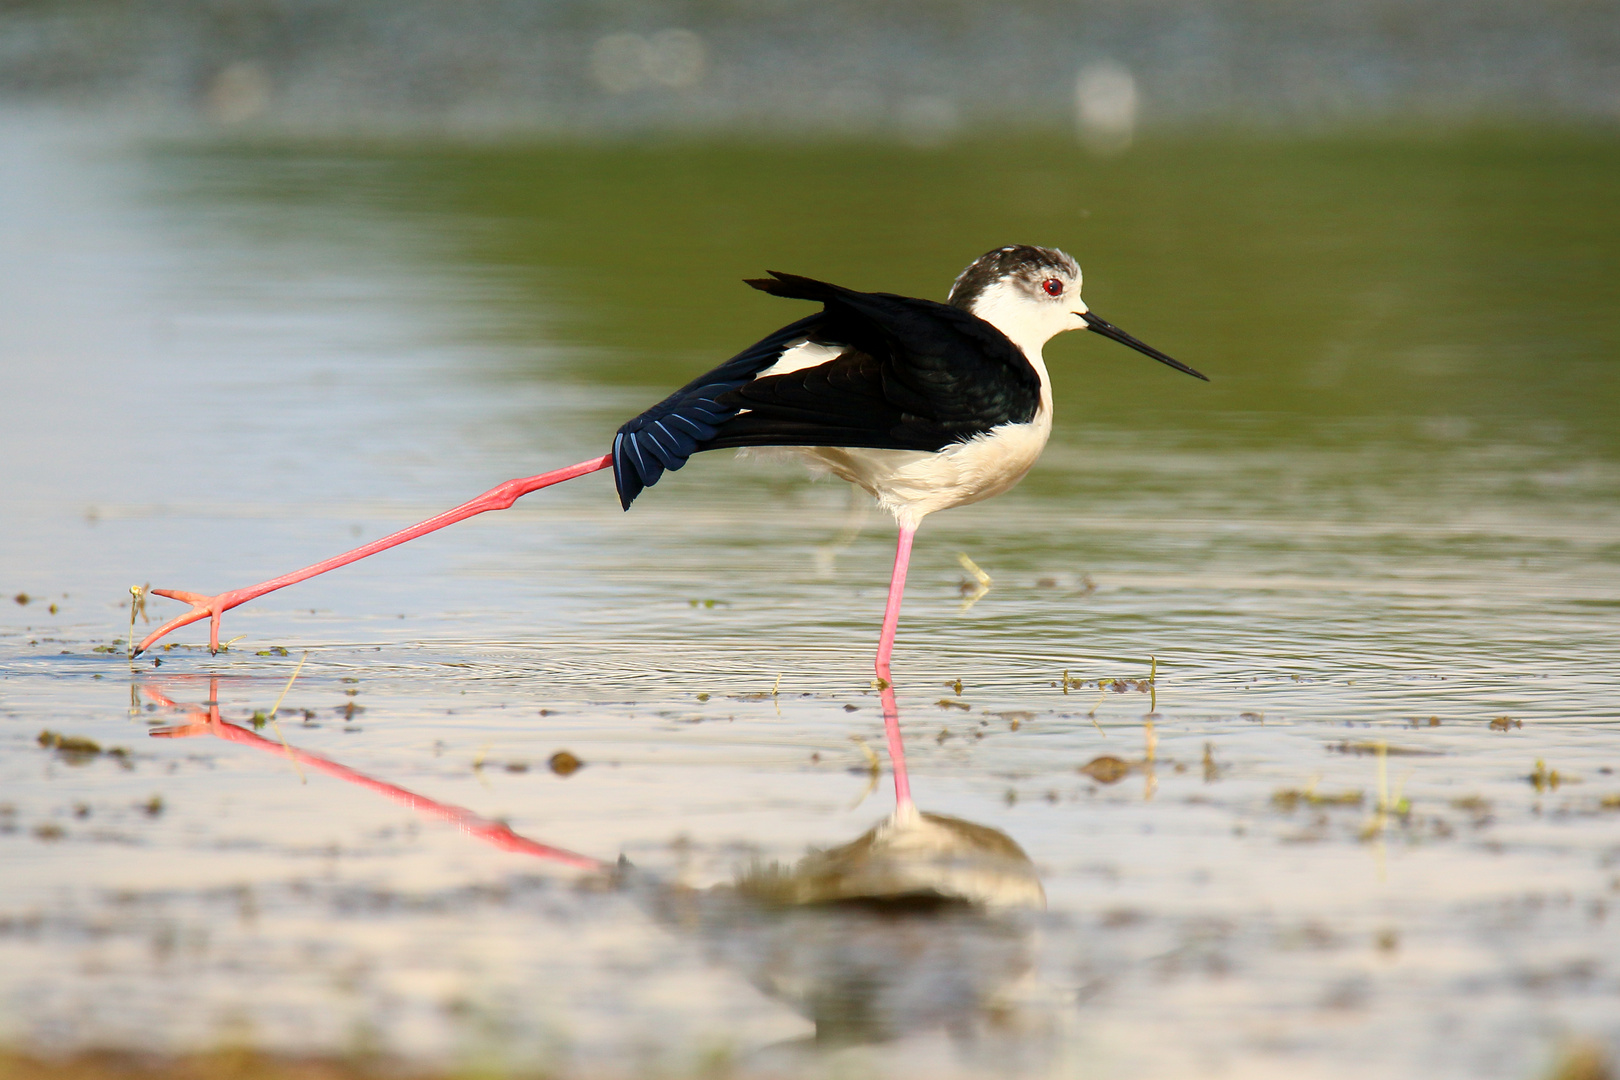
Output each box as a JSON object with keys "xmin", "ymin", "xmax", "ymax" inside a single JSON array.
[
  {"xmin": 143, "ymin": 680, "xmax": 605, "ymax": 872},
  {"xmin": 135, "ymin": 454, "xmax": 613, "ymax": 656},
  {"xmin": 874, "ymin": 523, "xmax": 918, "ymax": 811}
]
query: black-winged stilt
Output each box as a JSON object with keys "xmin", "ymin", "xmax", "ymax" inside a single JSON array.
[{"xmin": 136, "ymin": 244, "xmax": 1206, "ymax": 808}]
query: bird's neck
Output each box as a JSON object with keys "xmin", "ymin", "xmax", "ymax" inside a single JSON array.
[
  {"xmin": 970, "ymin": 318, "xmax": 1054, "ymax": 419},
  {"xmin": 966, "ymin": 293, "xmax": 1058, "ymax": 413},
  {"xmin": 1026, "ymin": 349, "xmax": 1054, "ymax": 417}
]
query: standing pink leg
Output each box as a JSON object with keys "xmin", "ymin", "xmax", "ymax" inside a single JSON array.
[
  {"xmin": 874, "ymin": 523, "xmax": 918, "ymax": 811},
  {"xmin": 135, "ymin": 454, "xmax": 613, "ymax": 656}
]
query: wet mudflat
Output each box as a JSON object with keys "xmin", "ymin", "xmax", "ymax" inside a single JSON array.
[{"xmin": 2, "ymin": 116, "xmax": 1619, "ymax": 1078}]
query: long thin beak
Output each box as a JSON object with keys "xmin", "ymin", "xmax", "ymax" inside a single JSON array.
[{"xmin": 1080, "ymin": 311, "xmax": 1209, "ymax": 382}]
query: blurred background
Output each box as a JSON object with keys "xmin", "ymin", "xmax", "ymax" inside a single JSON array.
[
  {"xmin": 5, "ymin": 0, "xmax": 1615, "ymax": 444},
  {"xmin": 2, "ymin": 0, "xmax": 1618, "ymax": 135},
  {"xmin": 3, "ymin": 3, "xmax": 1620, "ymax": 1078}
]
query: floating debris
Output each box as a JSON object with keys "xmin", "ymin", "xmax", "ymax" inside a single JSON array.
[
  {"xmin": 1327, "ymin": 741, "xmax": 1442, "ymax": 757},
  {"xmin": 1036, "ymin": 573, "xmax": 1095, "ymax": 596},
  {"xmin": 1272, "ymin": 787, "xmax": 1364, "ymax": 810},
  {"xmin": 549, "ymin": 751, "xmax": 584, "ymax": 777},
  {"xmin": 1079, "ymin": 755, "xmax": 1133, "ymax": 784},
  {"xmin": 1058, "ymin": 664, "xmax": 1156, "ymax": 697},
  {"xmin": 1529, "ymin": 759, "xmax": 1575, "ymax": 793},
  {"xmin": 1489, "ymin": 716, "xmax": 1522, "ymax": 731},
  {"xmin": 37, "ymin": 729, "xmax": 104, "ymax": 764}
]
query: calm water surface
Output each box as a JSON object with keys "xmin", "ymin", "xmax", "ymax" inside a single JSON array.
[{"xmin": 2, "ymin": 115, "xmax": 1619, "ymax": 1078}]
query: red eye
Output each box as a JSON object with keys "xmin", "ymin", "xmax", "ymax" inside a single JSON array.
[{"xmin": 1042, "ymin": 277, "xmax": 1064, "ymax": 297}]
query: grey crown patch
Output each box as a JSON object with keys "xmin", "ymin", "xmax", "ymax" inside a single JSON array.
[{"xmin": 947, "ymin": 245, "xmax": 1078, "ymax": 311}]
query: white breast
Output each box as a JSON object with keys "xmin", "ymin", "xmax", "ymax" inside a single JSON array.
[
  {"xmin": 750, "ymin": 338, "xmax": 1055, "ymax": 530},
  {"xmin": 797, "ymin": 410, "xmax": 1051, "ymax": 530}
]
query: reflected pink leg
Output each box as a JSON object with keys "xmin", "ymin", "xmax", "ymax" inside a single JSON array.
[
  {"xmin": 143, "ymin": 680, "xmax": 604, "ymax": 872},
  {"xmin": 874, "ymin": 523, "xmax": 917, "ymax": 810},
  {"xmin": 135, "ymin": 454, "xmax": 614, "ymax": 656}
]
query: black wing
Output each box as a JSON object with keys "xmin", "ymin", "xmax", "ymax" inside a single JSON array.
[
  {"xmin": 612, "ymin": 272, "xmax": 1039, "ymax": 509},
  {"xmin": 611, "ymin": 312, "xmax": 819, "ymax": 509}
]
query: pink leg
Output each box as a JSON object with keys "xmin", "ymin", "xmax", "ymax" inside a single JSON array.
[
  {"xmin": 135, "ymin": 454, "xmax": 613, "ymax": 656},
  {"xmin": 874, "ymin": 523, "xmax": 917, "ymax": 811}
]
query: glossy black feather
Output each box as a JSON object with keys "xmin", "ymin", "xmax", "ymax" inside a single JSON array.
[
  {"xmin": 612, "ymin": 313, "xmax": 819, "ymax": 509},
  {"xmin": 612, "ymin": 273, "xmax": 1040, "ymax": 509}
]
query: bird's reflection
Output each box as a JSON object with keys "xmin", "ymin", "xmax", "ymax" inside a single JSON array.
[
  {"xmin": 140, "ymin": 678, "xmax": 1045, "ymax": 1050},
  {"xmin": 666, "ymin": 807, "xmax": 1044, "ymax": 1047}
]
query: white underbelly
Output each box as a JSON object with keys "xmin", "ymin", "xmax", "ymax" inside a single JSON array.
[{"xmin": 792, "ymin": 413, "xmax": 1052, "ymax": 529}]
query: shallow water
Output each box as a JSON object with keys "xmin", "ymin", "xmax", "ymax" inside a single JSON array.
[{"xmin": 2, "ymin": 115, "xmax": 1619, "ymax": 1078}]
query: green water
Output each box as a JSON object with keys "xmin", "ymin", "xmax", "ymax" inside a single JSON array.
[{"xmin": 170, "ymin": 128, "xmax": 1620, "ymax": 442}]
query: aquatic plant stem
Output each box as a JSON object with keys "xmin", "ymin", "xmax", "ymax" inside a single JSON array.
[
  {"xmin": 874, "ymin": 523, "xmax": 917, "ymax": 811},
  {"xmin": 265, "ymin": 650, "xmax": 311, "ymax": 783},
  {"xmin": 135, "ymin": 454, "xmax": 614, "ymax": 656}
]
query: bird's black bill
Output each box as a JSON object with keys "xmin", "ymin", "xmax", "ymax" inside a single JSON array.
[{"xmin": 1080, "ymin": 311, "xmax": 1209, "ymax": 382}]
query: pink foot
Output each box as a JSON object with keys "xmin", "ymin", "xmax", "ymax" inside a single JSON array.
[{"xmin": 136, "ymin": 589, "xmax": 246, "ymax": 656}]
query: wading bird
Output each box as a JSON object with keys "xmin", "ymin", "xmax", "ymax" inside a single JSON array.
[{"xmin": 136, "ymin": 245, "xmax": 1206, "ymax": 807}]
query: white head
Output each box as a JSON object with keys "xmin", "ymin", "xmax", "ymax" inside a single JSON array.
[
  {"xmin": 947, "ymin": 245, "xmax": 1085, "ymax": 357},
  {"xmin": 948, "ymin": 245, "xmax": 1208, "ymax": 381}
]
